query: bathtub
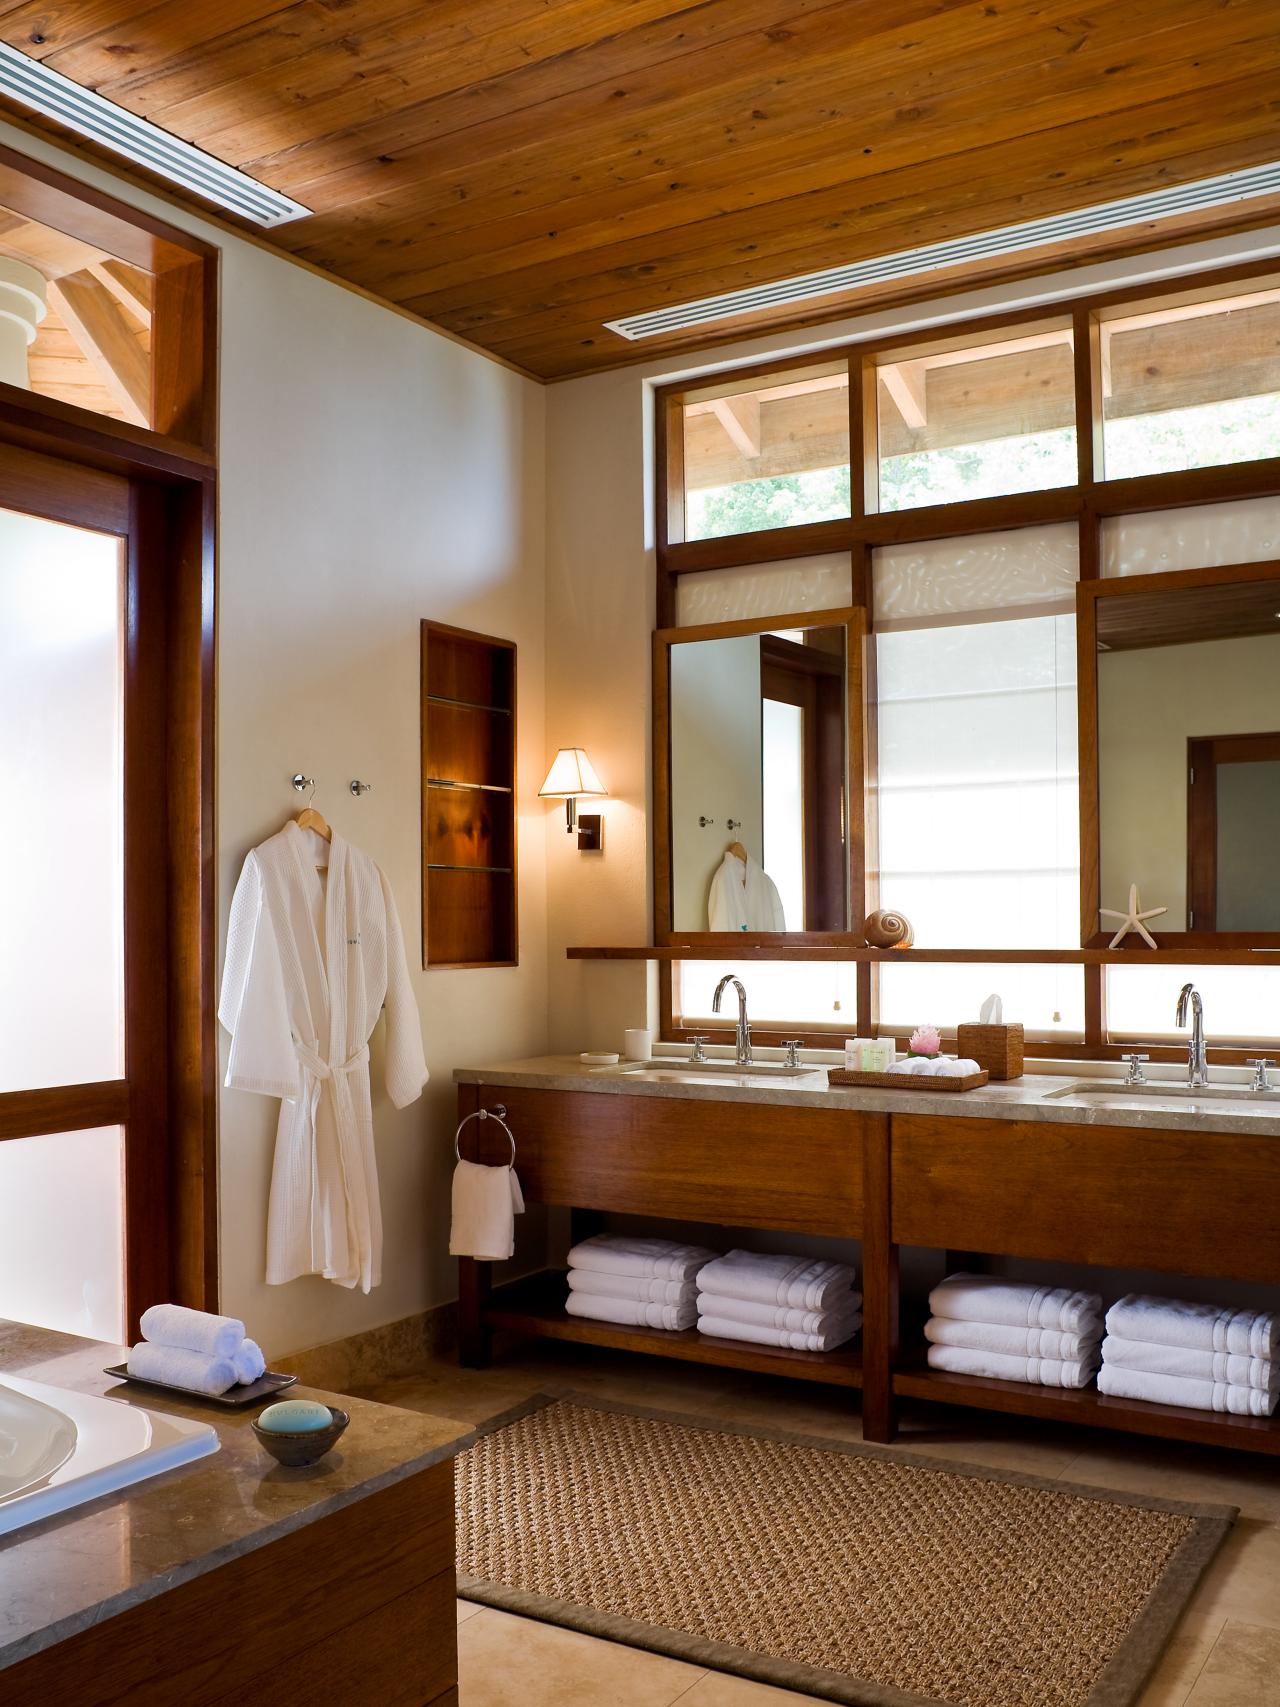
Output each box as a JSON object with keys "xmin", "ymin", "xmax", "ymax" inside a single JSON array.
[{"xmin": 0, "ymin": 1375, "xmax": 219, "ymax": 1538}]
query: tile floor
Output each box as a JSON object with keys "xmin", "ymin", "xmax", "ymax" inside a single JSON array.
[{"xmin": 364, "ymin": 1342, "xmax": 1280, "ymax": 1707}]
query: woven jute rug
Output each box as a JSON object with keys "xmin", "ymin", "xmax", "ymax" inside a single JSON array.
[{"xmin": 455, "ymin": 1393, "xmax": 1235, "ymax": 1707}]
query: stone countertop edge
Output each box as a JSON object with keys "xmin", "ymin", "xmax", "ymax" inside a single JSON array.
[
  {"xmin": 0, "ymin": 1321, "xmax": 476, "ymax": 1672},
  {"xmin": 451, "ymin": 1055, "xmax": 1280, "ymax": 1138}
]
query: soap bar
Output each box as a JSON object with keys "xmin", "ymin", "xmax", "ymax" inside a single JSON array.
[{"xmin": 257, "ymin": 1398, "xmax": 332, "ymax": 1434}]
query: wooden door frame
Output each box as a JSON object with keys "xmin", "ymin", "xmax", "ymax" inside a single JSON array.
[{"xmin": 1187, "ymin": 730, "xmax": 1280, "ymax": 933}]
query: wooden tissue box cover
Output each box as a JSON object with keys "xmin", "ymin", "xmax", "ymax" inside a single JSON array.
[{"xmin": 956, "ymin": 1022, "xmax": 1024, "ymax": 1081}]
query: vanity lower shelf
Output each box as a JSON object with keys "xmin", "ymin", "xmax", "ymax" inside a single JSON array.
[
  {"xmin": 894, "ymin": 1361, "xmax": 1280, "ymax": 1456},
  {"xmin": 482, "ymin": 1271, "xmax": 863, "ymax": 1389}
]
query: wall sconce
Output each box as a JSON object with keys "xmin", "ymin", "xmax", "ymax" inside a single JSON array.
[{"xmin": 539, "ymin": 747, "xmax": 607, "ymax": 852}]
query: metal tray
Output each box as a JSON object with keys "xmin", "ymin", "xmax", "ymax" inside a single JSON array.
[{"xmin": 103, "ymin": 1364, "xmax": 298, "ymax": 1408}]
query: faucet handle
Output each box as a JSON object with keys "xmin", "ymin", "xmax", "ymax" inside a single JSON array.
[
  {"xmin": 1122, "ymin": 1053, "xmax": 1150, "ymax": 1085},
  {"xmin": 686, "ymin": 1034, "xmax": 711, "ymax": 1063},
  {"xmin": 780, "ymin": 1039, "xmax": 804, "ymax": 1068},
  {"xmin": 1247, "ymin": 1058, "xmax": 1275, "ymax": 1091}
]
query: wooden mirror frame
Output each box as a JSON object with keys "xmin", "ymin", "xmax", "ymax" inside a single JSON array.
[
  {"xmin": 652, "ymin": 604, "xmax": 868, "ymax": 947},
  {"xmin": 1078, "ymin": 557, "xmax": 1280, "ymax": 952}
]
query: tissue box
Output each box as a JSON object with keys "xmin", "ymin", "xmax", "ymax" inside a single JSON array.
[{"xmin": 956, "ymin": 1022, "xmax": 1024, "ymax": 1080}]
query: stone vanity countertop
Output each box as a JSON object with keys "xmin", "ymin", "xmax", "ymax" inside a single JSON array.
[
  {"xmin": 455, "ymin": 1054, "xmax": 1280, "ymax": 1137},
  {"xmin": 0, "ymin": 1320, "xmax": 470, "ymax": 1673}
]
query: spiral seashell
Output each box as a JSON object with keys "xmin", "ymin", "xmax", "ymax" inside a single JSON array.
[{"xmin": 864, "ymin": 909, "xmax": 913, "ymax": 949}]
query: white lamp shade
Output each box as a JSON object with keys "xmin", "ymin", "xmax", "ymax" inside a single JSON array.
[{"xmin": 539, "ymin": 747, "xmax": 606, "ymax": 799}]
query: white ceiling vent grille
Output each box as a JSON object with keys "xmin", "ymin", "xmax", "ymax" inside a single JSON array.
[
  {"xmin": 605, "ymin": 160, "xmax": 1280, "ymax": 341},
  {"xmin": 0, "ymin": 42, "xmax": 311, "ymax": 227}
]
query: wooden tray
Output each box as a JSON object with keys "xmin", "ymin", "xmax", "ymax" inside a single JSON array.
[
  {"xmin": 827, "ymin": 1067, "xmax": 989, "ymax": 1091},
  {"xmin": 103, "ymin": 1364, "xmax": 298, "ymax": 1407}
]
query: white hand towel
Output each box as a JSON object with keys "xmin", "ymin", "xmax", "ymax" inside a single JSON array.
[
  {"xmin": 698, "ymin": 1313, "xmax": 861, "ymax": 1353},
  {"xmin": 697, "ymin": 1290, "xmax": 864, "ymax": 1335},
  {"xmin": 1104, "ymin": 1294, "xmax": 1280, "ymax": 1360},
  {"xmin": 139, "ymin": 1303, "xmax": 245, "ymax": 1359},
  {"xmin": 929, "ymin": 1273, "xmax": 1102, "ymax": 1335},
  {"xmin": 924, "ymin": 1317, "xmax": 1100, "ymax": 1361},
  {"xmin": 567, "ymin": 1270, "xmax": 695, "ymax": 1305},
  {"xmin": 449, "ymin": 1159, "xmax": 525, "ymax": 1261},
  {"xmin": 232, "ymin": 1339, "xmax": 267, "ymax": 1385},
  {"xmin": 695, "ymin": 1250, "xmax": 858, "ymax": 1312},
  {"xmin": 1102, "ymin": 1336, "xmax": 1276, "ymax": 1392},
  {"xmin": 1097, "ymin": 1362, "xmax": 1278, "ymax": 1417},
  {"xmin": 926, "ymin": 1341, "xmax": 1098, "ymax": 1389},
  {"xmin": 128, "ymin": 1341, "xmax": 237, "ymax": 1396},
  {"xmin": 566, "ymin": 1234, "xmax": 717, "ymax": 1282},
  {"xmin": 565, "ymin": 1292, "xmax": 696, "ymax": 1331}
]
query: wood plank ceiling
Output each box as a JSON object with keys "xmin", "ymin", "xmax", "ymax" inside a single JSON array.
[{"xmin": 0, "ymin": 0, "xmax": 1278, "ymax": 380}]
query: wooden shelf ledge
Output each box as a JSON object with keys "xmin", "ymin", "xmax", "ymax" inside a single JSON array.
[{"xmin": 567, "ymin": 944, "xmax": 1278, "ymax": 966}]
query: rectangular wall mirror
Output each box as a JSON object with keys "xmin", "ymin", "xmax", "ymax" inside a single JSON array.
[
  {"xmin": 1082, "ymin": 565, "xmax": 1280, "ymax": 942},
  {"xmin": 654, "ymin": 607, "xmax": 863, "ymax": 940}
]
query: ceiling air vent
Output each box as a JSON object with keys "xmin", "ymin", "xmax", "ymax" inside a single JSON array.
[
  {"xmin": 605, "ymin": 160, "xmax": 1280, "ymax": 340},
  {"xmin": 0, "ymin": 42, "xmax": 311, "ymax": 228}
]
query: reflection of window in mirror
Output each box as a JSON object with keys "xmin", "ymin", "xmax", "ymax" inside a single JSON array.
[{"xmin": 1096, "ymin": 575, "xmax": 1280, "ymax": 935}]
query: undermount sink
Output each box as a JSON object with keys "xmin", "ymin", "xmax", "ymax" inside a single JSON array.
[
  {"xmin": 1045, "ymin": 1079, "xmax": 1280, "ymax": 1105},
  {"xmin": 597, "ymin": 1059, "xmax": 815, "ymax": 1082}
]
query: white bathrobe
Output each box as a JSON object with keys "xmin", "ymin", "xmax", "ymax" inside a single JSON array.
[
  {"xmin": 707, "ymin": 851, "xmax": 786, "ymax": 932},
  {"xmin": 218, "ymin": 824, "xmax": 427, "ymax": 1293}
]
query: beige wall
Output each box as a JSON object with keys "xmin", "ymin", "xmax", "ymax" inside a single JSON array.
[{"xmin": 0, "ymin": 121, "xmax": 548, "ymax": 1359}]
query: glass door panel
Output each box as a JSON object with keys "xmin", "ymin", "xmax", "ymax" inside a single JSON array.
[
  {"xmin": 0, "ymin": 1126, "xmax": 124, "ymax": 1340},
  {"xmin": 0, "ymin": 504, "xmax": 124, "ymax": 1092}
]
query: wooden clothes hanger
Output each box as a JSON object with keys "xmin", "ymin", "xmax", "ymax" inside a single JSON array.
[
  {"xmin": 726, "ymin": 840, "xmax": 748, "ymax": 864},
  {"xmin": 292, "ymin": 777, "xmax": 333, "ymax": 843}
]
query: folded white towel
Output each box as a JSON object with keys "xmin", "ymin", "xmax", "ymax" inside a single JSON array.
[
  {"xmin": 1102, "ymin": 1336, "xmax": 1276, "ymax": 1393},
  {"xmin": 1105, "ymin": 1294, "xmax": 1280, "ymax": 1361},
  {"xmin": 924, "ymin": 1317, "xmax": 1100, "ymax": 1361},
  {"xmin": 127, "ymin": 1341, "xmax": 237, "ymax": 1396},
  {"xmin": 232, "ymin": 1338, "xmax": 267, "ymax": 1385},
  {"xmin": 565, "ymin": 1292, "xmax": 696, "ymax": 1331},
  {"xmin": 699, "ymin": 1313, "xmax": 861, "ymax": 1353},
  {"xmin": 1098, "ymin": 1362, "xmax": 1278, "ymax": 1417},
  {"xmin": 926, "ymin": 1341, "xmax": 1098, "ymax": 1389},
  {"xmin": 697, "ymin": 1290, "xmax": 864, "ymax": 1335},
  {"xmin": 567, "ymin": 1270, "xmax": 694, "ymax": 1305},
  {"xmin": 929, "ymin": 1273, "xmax": 1102, "ymax": 1335},
  {"xmin": 885, "ymin": 1056, "xmax": 982, "ymax": 1077},
  {"xmin": 566, "ymin": 1234, "xmax": 717, "ymax": 1282},
  {"xmin": 695, "ymin": 1250, "xmax": 858, "ymax": 1312},
  {"xmin": 139, "ymin": 1303, "xmax": 245, "ymax": 1360},
  {"xmin": 449, "ymin": 1159, "xmax": 525, "ymax": 1261}
]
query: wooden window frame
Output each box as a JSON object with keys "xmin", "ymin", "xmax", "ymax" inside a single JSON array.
[
  {"xmin": 652, "ymin": 257, "xmax": 1280, "ymax": 1064},
  {"xmin": 0, "ymin": 145, "xmax": 216, "ymax": 1333}
]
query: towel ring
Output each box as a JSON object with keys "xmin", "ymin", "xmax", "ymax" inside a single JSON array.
[{"xmin": 454, "ymin": 1104, "xmax": 516, "ymax": 1165}]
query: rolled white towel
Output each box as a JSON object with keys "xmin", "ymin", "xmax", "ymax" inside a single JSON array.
[
  {"xmin": 1105, "ymin": 1294, "xmax": 1279, "ymax": 1361},
  {"xmin": 232, "ymin": 1339, "xmax": 267, "ymax": 1385},
  {"xmin": 1102, "ymin": 1336, "xmax": 1275, "ymax": 1392},
  {"xmin": 565, "ymin": 1291, "xmax": 696, "ymax": 1332},
  {"xmin": 695, "ymin": 1250, "xmax": 857, "ymax": 1313},
  {"xmin": 567, "ymin": 1270, "xmax": 694, "ymax": 1305},
  {"xmin": 697, "ymin": 1290, "xmax": 863, "ymax": 1335},
  {"xmin": 925, "ymin": 1316, "xmax": 1100, "ymax": 1361},
  {"xmin": 929, "ymin": 1273, "xmax": 1102, "ymax": 1335},
  {"xmin": 699, "ymin": 1313, "xmax": 861, "ymax": 1353},
  {"xmin": 128, "ymin": 1341, "xmax": 237, "ymax": 1397},
  {"xmin": 926, "ymin": 1341, "xmax": 1098, "ymax": 1390},
  {"xmin": 566, "ymin": 1234, "xmax": 717, "ymax": 1283},
  {"xmin": 139, "ymin": 1303, "xmax": 245, "ymax": 1359},
  {"xmin": 1098, "ymin": 1362, "xmax": 1277, "ymax": 1417}
]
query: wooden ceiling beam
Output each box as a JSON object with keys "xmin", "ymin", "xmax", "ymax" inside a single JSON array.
[
  {"xmin": 708, "ymin": 395, "xmax": 761, "ymax": 460},
  {"xmin": 86, "ymin": 256, "xmax": 153, "ymax": 326},
  {"xmin": 48, "ymin": 269, "xmax": 150, "ymax": 425},
  {"xmin": 879, "ymin": 362, "xmax": 928, "ymax": 430}
]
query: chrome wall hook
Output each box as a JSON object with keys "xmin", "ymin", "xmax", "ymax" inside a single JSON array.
[
  {"xmin": 291, "ymin": 773, "xmax": 316, "ymax": 798},
  {"xmin": 350, "ymin": 780, "xmax": 373, "ymax": 796}
]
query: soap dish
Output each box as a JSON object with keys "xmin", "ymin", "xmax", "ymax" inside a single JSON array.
[
  {"xmin": 252, "ymin": 1405, "xmax": 349, "ymax": 1466},
  {"xmin": 580, "ymin": 1051, "xmax": 619, "ymax": 1065}
]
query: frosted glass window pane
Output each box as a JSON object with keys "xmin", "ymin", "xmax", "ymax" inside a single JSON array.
[
  {"xmin": 0, "ymin": 508, "xmax": 123, "ymax": 1091},
  {"xmin": 0, "ymin": 1126, "xmax": 124, "ymax": 1342},
  {"xmin": 879, "ymin": 963, "xmax": 1084, "ymax": 1036},
  {"xmin": 675, "ymin": 960, "xmax": 856, "ymax": 1027},
  {"xmin": 877, "ymin": 328, "xmax": 1076, "ymax": 511},
  {"xmin": 1100, "ymin": 496, "xmax": 1280, "ymax": 577},
  {"xmin": 682, "ymin": 363, "xmax": 850, "ymax": 542},
  {"xmin": 761, "ymin": 699, "xmax": 804, "ymax": 930},
  {"xmin": 676, "ymin": 554, "xmax": 852, "ymax": 625},
  {"xmin": 1106, "ymin": 966, "xmax": 1280, "ymax": 1044},
  {"xmin": 873, "ymin": 523, "xmax": 1078, "ymax": 628},
  {"xmin": 875, "ymin": 614, "xmax": 1079, "ymax": 951}
]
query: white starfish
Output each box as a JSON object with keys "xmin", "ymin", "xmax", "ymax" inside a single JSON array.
[{"xmin": 1100, "ymin": 883, "xmax": 1168, "ymax": 950}]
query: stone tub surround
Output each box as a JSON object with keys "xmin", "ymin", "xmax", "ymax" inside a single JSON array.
[
  {"xmin": 0, "ymin": 1319, "xmax": 470, "ymax": 1675},
  {"xmin": 454, "ymin": 1054, "xmax": 1280, "ymax": 1139}
]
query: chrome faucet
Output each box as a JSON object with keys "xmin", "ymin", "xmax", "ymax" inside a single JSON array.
[
  {"xmin": 1175, "ymin": 982, "xmax": 1209, "ymax": 1088},
  {"xmin": 712, "ymin": 974, "xmax": 753, "ymax": 1065}
]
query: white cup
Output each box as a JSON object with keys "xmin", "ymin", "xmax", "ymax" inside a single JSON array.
[{"xmin": 623, "ymin": 1028, "xmax": 652, "ymax": 1062}]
